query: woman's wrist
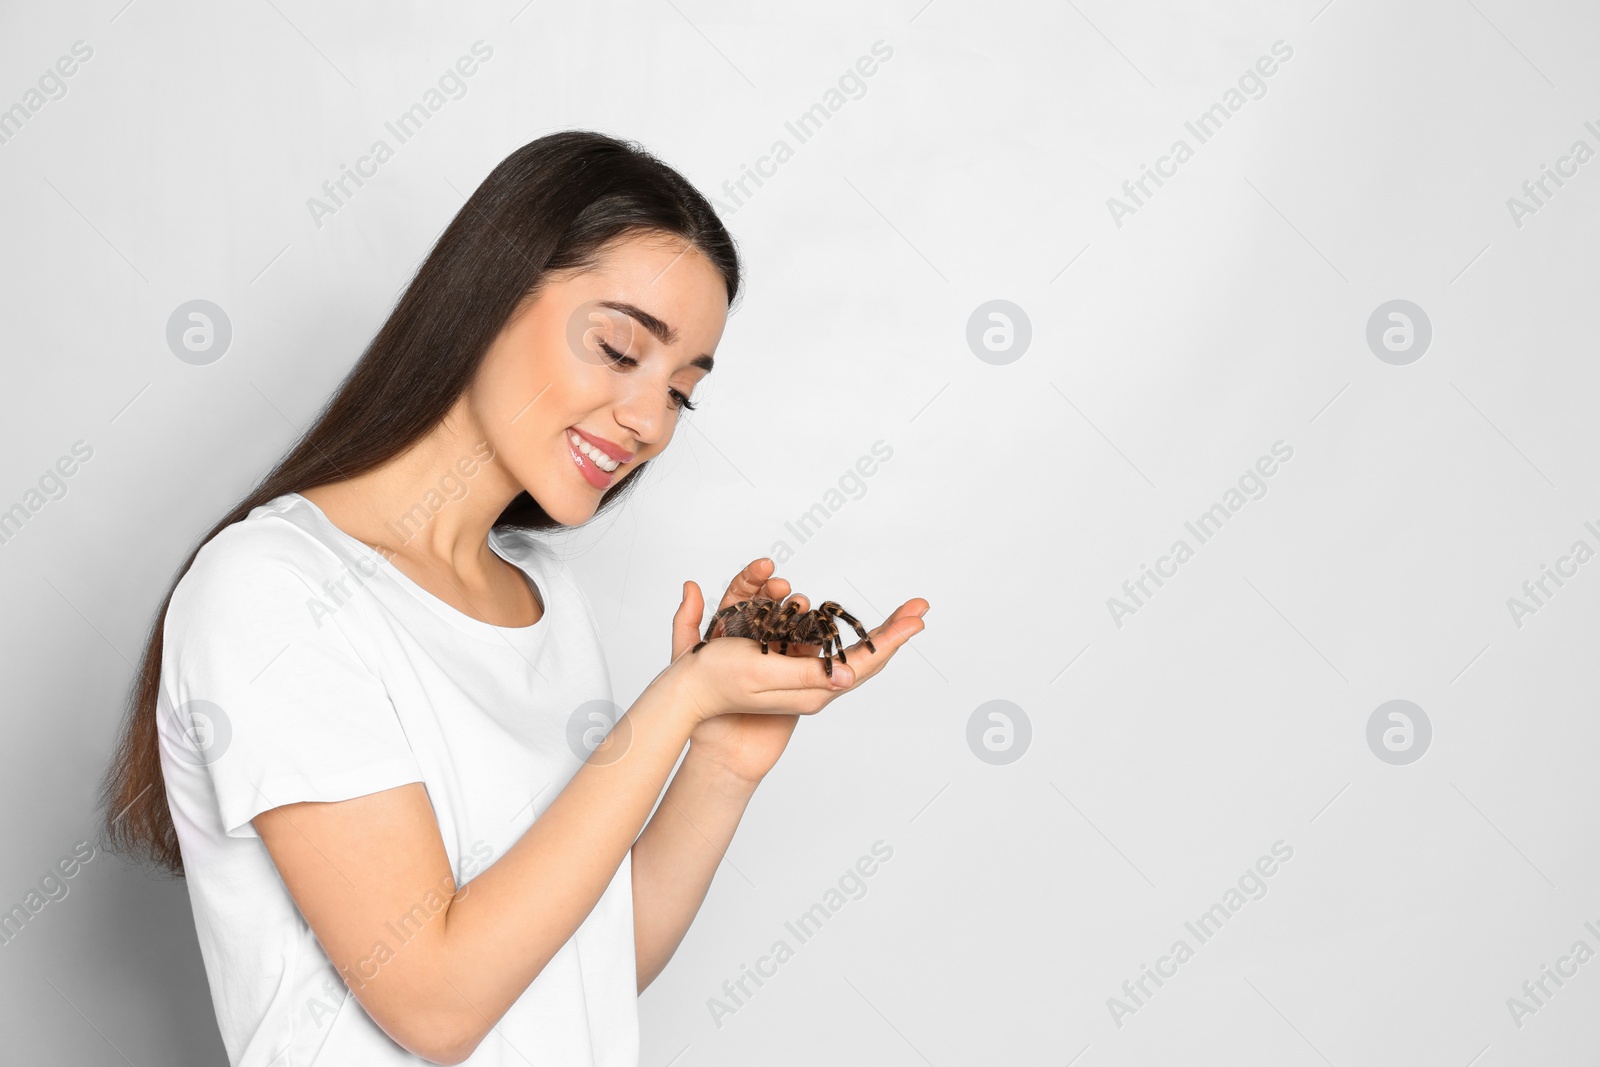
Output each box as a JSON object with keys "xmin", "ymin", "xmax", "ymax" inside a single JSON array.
[
  {"xmin": 682, "ymin": 739, "xmax": 764, "ymax": 799},
  {"xmin": 633, "ymin": 663, "xmax": 707, "ymax": 741}
]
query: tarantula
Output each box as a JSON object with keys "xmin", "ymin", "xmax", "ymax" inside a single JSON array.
[{"xmin": 691, "ymin": 596, "xmax": 875, "ymax": 678}]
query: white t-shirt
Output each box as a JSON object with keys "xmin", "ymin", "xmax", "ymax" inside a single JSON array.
[{"xmin": 157, "ymin": 491, "xmax": 639, "ymax": 1066}]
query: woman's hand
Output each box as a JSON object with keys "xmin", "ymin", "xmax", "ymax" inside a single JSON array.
[{"xmin": 667, "ymin": 558, "xmax": 928, "ymax": 787}]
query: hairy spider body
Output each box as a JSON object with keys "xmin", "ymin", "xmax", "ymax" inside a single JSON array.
[{"xmin": 690, "ymin": 596, "xmax": 875, "ymax": 678}]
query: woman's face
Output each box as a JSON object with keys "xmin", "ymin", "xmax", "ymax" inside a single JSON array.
[{"xmin": 466, "ymin": 231, "xmax": 729, "ymax": 524}]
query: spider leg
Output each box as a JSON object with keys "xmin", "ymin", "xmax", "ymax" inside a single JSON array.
[
  {"xmin": 753, "ymin": 600, "xmax": 780, "ymax": 654},
  {"xmin": 784, "ymin": 610, "xmax": 832, "ymax": 677},
  {"xmin": 817, "ymin": 633, "xmax": 834, "ymax": 678},
  {"xmin": 707, "ymin": 602, "xmax": 744, "ymax": 640},
  {"xmin": 821, "ymin": 601, "xmax": 876, "ymax": 654},
  {"xmin": 807, "ymin": 616, "xmax": 843, "ymax": 677},
  {"xmin": 775, "ymin": 599, "xmax": 804, "ymax": 655},
  {"xmin": 821, "ymin": 617, "xmax": 848, "ymax": 665},
  {"xmin": 692, "ymin": 601, "xmax": 748, "ymax": 653}
]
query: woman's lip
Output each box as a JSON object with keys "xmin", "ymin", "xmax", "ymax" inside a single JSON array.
[
  {"xmin": 567, "ymin": 437, "xmax": 616, "ymax": 489},
  {"xmin": 568, "ymin": 426, "xmax": 634, "ymax": 464}
]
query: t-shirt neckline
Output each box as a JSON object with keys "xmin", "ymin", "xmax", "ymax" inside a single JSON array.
[{"xmin": 284, "ymin": 491, "xmax": 551, "ymax": 647}]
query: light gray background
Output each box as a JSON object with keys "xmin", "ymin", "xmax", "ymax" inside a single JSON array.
[{"xmin": 3, "ymin": 0, "xmax": 1597, "ymax": 1063}]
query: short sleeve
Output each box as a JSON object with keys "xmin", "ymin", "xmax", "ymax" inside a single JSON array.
[{"xmin": 161, "ymin": 522, "xmax": 425, "ymax": 839}]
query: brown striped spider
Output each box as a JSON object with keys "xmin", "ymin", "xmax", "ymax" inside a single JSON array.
[{"xmin": 691, "ymin": 596, "xmax": 876, "ymax": 678}]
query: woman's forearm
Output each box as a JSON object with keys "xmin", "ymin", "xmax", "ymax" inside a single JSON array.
[{"xmin": 631, "ymin": 744, "xmax": 759, "ymax": 992}]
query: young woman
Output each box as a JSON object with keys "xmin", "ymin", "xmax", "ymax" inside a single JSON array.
[{"xmin": 97, "ymin": 130, "xmax": 927, "ymax": 1066}]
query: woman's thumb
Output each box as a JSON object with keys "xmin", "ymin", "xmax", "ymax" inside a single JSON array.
[
  {"xmin": 674, "ymin": 581, "xmax": 694, "ymax": 623},
  {"xmin": 672, "ymin": 581, "xmax": 702, "ymax": 659},
  {"xmin": 796, "ymin": 653, "xmax": 851, "ymax": 689}
]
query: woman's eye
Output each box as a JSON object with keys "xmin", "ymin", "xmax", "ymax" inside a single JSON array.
[
  {"xmin": 598, "ymin": 339, "xmax": 637, "ymax": 367},
  {"xmin": 599, "ymin": 339, "xmax": 697, "ymax": 411}
]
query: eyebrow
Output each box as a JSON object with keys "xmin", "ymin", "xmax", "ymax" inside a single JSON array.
[{"xmin": 597, "ymin": 300, "xmax": 715, "ymax": 373}]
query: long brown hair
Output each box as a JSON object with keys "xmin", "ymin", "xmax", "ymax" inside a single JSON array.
[{"xmin": 98, "ymin": 130, "xmax": 741, "ymax": 876}]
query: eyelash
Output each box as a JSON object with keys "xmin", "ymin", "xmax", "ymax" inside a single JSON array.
[{"xmin": 598, "ymin": 340, "xmax": 698, "ymax": 411}]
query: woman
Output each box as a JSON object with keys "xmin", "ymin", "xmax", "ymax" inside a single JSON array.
[{"xmin": 97, "ymin": 130, "xmax": 928, "ymax": 1066}]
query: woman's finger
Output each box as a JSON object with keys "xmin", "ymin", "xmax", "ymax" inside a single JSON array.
[
  {"xmin": 719, "ymin": 558, "xmax": 775, "ymax": 612},
  {"xmin": 756, "ymin": 610, "xmax": 926, "ymax": 695},
  {"xmin": 741, "ymin": 639, "xmax": 857, "ymax": 693},
  {"xmin": 833, "ymin": 613, "xmax": 925, "ymax": 681},
  {"xmin": 759, "ymin": 578, "xmax": 793, "ymax": 605},
  {"xmin": 768, "ymin": 599, "xmax": 920, "ymax": 664}
]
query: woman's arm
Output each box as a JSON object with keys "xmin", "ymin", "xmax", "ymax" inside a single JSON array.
[
  {"xmin": 630, "ymin": 743, "xmax": 760, "ymax": 992},
  {"xmin": 254, "ymin": 671, "xmax": 700, "ymax": 1065}
]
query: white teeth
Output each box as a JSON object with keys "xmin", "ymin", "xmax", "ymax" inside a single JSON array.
[{"xmin": 568, "ymin": 431, "xmax": 620, "ymax": 472}]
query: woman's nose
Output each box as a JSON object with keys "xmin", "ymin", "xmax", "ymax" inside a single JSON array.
[{"xmin": 612, "ymin": 382, "xmax": 675, "ymax": 448}]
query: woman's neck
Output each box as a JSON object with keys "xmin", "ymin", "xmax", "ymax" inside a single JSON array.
[{"xmin": 301, "ymin": 413, "xmax": 520, "ymax": 577}]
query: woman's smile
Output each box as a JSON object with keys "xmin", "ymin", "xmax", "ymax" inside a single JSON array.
[{"xmin": 566, "ymin": 427, "xmax": 623, "ymax": 488}]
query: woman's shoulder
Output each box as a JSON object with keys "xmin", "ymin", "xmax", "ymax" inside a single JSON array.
[{"xmin": 172, "ymin": 494, "xmax": 365, "ymax": 620}]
